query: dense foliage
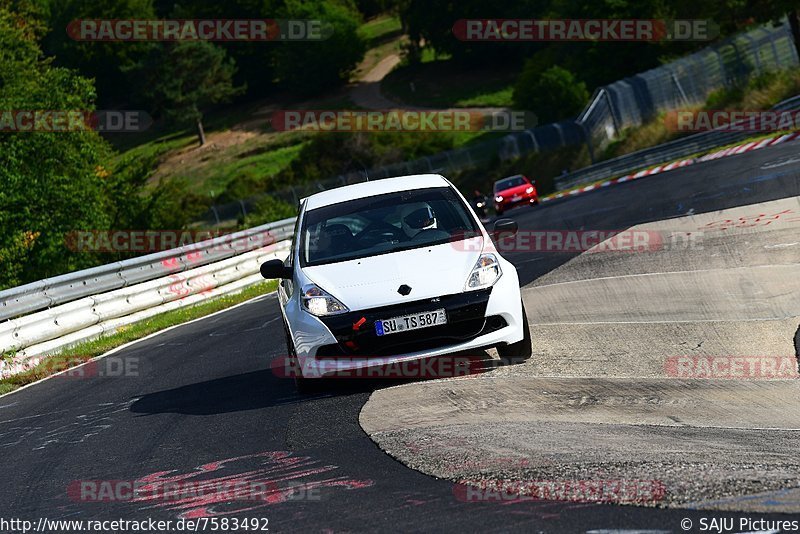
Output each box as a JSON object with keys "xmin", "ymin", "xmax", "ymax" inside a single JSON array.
[{"xmin": 514, "ymin": 64, "xmax": 589, "ymax": 122}]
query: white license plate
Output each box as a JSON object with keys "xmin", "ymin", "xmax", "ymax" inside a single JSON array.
[
  {"xmin": 511, "ymin": 195, "xmax": 521, "ymax": 201},
  {"xmin": 375, "ymin": 309, "xmax": 447, "ymax": 336}
]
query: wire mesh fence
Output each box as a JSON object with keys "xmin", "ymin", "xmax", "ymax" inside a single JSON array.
[
  {"xmin": 580, "ymin": 20, "xmax": 799, "ymax": 159},
  {"xmin": 197, "ymin": 19, "xmax": 799, "ymax": 226}
]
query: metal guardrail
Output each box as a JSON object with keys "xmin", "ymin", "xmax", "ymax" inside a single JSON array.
[
  {"xmin": 0, "ymin": 216, "xmax": 298, "ymax": 375},
  {"xmin": 0, "ymin": 242, "xmax": 292, "ymax": 375},
  {"xmin": 555, "ymin": 94, "xmax": 800, "ymax": 191},
  {"xmin": 0, "ymin": 217, "xmax": 297, "ymax": 323}
]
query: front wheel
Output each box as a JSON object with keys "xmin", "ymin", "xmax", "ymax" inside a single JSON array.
[
  {"xmin": 497, "ymin": 302, "xmax": 532, "ymax": 365},
  {"xmin": 282, "ymin": 322, "xmax": 323, "ymax": 393}
]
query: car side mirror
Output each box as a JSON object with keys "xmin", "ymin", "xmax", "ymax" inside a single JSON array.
[
  {"xmin": 260, "ymin": 259, "xmax": 291, "ymax": 280},
  {"xmin": 493, "ymin": 218, "xmax": 518, "ymax": 239}
]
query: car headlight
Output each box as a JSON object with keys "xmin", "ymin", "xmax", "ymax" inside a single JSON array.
[
  {"xmin": 301, "ymin": 284, "xmax": 349, "ymax": 316},
  {"xmin": 525, "ymin": 186, "xmax": 534, "ymax": 194},
  {"xmin": 495, "ymin": 195, "xmax": 504, "ymax": 203},
  {"xmin": 465, "ymin": 253, "xmax": 502, "ymax": 290}
]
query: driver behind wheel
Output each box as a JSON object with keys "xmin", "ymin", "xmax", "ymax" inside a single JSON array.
[{"xmin": 400, "ymin": 203, "xmax": 438, "ymax": 239}]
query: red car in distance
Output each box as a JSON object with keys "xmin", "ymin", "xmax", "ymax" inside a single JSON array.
[{"xmin": 493, "ymin": 174, "xmax": 538, "ymax": 216}]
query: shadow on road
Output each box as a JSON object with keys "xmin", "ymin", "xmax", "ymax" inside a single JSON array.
[{"xmin": 129, "ymin": 351, "xmax": 506, "ymax": 416}]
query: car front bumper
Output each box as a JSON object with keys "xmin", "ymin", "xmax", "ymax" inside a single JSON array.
[
  {"xmin": 285, "ymin": 266, "xmax": 525, "ymax": 378},
  {"xmin": 496, "ymin": 194, "xmax": 538, "ymax": 211}
]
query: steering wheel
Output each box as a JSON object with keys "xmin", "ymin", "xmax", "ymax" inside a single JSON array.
[{"xmin": 357, "ymin": 223, "xmax": 404, "ymax": 246}]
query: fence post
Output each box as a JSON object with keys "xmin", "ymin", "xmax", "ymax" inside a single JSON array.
[
  {"xmin": 579, "ymin": 121, "xmax": 596, "ymax": 164},
  {"xmin": 742, "ymin": 34, "xmax": 762, "ymax": 74},
  {"xmin": 768, "ymin": 31, "xmax": 780, "ymax": 66},
  {"xmin": 444, "ymin": 150, "xmax": 455, "ymax": 171},
  {"xmin": 670, "ymin": 72, "xmax": 690, "ymax": 106},
  {"xmin": 552, "ymin": 123, "xmax": 566, "ymax": 147},
  {"xmin": 602, "ymin": 89, "xmax": 620, "ymax": 137},
  {"xmin": 526, "ymin": 130, "xmax": 539, "ymax": 153}
]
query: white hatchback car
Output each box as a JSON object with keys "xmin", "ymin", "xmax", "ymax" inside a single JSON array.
[{"xmin": 260, "ymin": 174, "xmax": 531, "ymax": 391}]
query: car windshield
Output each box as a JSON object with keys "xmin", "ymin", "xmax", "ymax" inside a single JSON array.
[
  {"xmin": 300, "ymin": 186, "xmax": 480, "ymax": 266},
  {"xmin": 494, "ymin": 176, "xmax": 526, "ymax": 192}
]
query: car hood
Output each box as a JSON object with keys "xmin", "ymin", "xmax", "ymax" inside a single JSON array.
[
  {"xmin": 496, "ymin": 184, "xmax": 532, "ymax": 197},
  {"xmin": 302, "ymin": 236, "xmax": 484, "ymax": 311}
]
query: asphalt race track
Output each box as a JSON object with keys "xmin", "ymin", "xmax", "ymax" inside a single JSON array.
[{"xmin": 2, "ymin": 141, "xmax": 800, "ymax": 533}]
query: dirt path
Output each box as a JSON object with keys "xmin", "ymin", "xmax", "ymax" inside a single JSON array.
[
  {"xmin": 349, "ymin": 51, "xmax": 509, "ymax": 115},
  {"xmin": 350, "ymin": 54, "xmax": 406, "ymax": 110}
]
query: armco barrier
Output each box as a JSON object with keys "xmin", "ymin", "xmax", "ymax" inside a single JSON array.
[
  {"xmin": 0, "ymin": 217, "xmax": 296, "ymax": 322},
  {"xmin": 0, "ymin": 218, "xmax": 297, "ymax": 377},
  {"xmin": 1, "ymin": 241, "xmax": 291, "ymax": 376}
]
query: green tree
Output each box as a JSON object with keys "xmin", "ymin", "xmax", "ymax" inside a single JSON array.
[
  {"xmin": 513, "ymin": 64, "xmax": 589, "ymax": 123},
  {"xmin": 167, "ymin": 0, "xmax": 279, "ymax": 97},
  {"xmin": 42, "ymin": 0, "xmax": 157, "ymax": 107},
  {"xmin": 354, "ymin": 0, "xmax": 401, "ymax": 19},
  {"xmin": 273, "ymin": 0, "xmax": 366, "ymax": 96},
  {"xmin": 240, "ymin": 195, "xmax": 296, "ymax": 228},
  {"xmin": 0, "ymin": 6, "xmax": 113, "ymax": 288},
  {"xmin": 139, "ymin": 41, "xmax": 245, "ymax": 146}
]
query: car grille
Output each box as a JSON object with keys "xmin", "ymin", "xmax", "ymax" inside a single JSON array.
[{"xmin": 315, "ymin": 288, "xmax": 498, "ymax": 358}]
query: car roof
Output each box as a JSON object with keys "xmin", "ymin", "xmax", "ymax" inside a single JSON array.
[{"xmin": 302, "ymin": 174, "xmax": 452, "ymax": 210}]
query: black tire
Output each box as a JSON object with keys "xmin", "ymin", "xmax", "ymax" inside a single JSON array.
[
  {"xmin": 282, "ymin": 322, "xmax": 323, "ymax": 393},
  {"xmin": 497, "ymin": 302, "xmax": 532, "ymax": 365}
]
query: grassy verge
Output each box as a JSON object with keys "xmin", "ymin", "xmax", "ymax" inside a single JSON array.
[
  {"xmin": 175, "ymin": 137, "xmax": 309, "ymax": 198},
  {"xmin": 381, "ymin": 58, "xmax": 517, "ymax": 108},
  {"xmin": 0, "ymin": 280, "xmax": 278, "ymax": 396},
  {"xmin": 358, "ymin": 14, "xmax": 402, "ymax": 47}
]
